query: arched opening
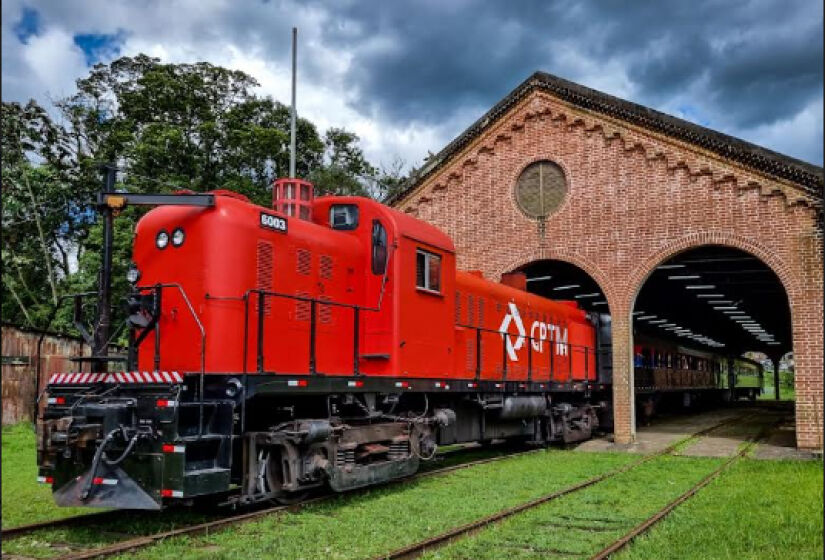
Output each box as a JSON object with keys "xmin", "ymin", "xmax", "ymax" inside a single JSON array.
[
  {"xmin": 631, "ymin": 245, "xmax": 792, "ymax": 425},
  {"xmin": 511, "ymin": 259, "xmax": 615, "ymax": 434}
]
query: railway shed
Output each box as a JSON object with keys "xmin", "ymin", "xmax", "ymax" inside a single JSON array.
[{"xmin": 390, "ymin": 71, "xmax": 823, "ymax": 449}]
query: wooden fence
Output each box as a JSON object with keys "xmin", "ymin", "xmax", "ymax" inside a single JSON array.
[{"xmin": 1, "ymin": 324, "xmax": 93, "ymax": 425}]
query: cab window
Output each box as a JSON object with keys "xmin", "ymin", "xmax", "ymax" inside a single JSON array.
[
  {"xmin": 416, "ymin": 249, "xmax": 441, "ymax": 293},
  {"xmin": 372, "ymin": 220, "xmax": 388, "ymax": 275},
  {"xmin": 330, "ymin": 204, "xmax": 359, "ymax": 230}
]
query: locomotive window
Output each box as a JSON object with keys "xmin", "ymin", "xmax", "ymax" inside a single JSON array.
[
  {"xmin": 416, "ymin": 249, "xmax": 441, "ymax": 293},
  {"xmin": 330, "ymin": 205, "xmax": 359, "ymax": 230},
  {"xmin": 372, "ymin": 220, "xmax": 388, "ymax": 275}
]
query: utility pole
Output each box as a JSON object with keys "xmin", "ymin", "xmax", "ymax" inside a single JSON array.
[
  {"xmin": 289, "ymin": 27, "xmax": 298, "ymax": 178},
  {"xmin": 93, "ymin": 165, "xmax": 116, "ymax": 373}
]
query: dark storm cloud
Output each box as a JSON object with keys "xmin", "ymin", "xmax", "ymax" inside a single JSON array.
[
  {"xmin": 2, "ymin": 0, "xmax": 821, "ymax": 164},
  {"xmin": 320, "ymin": 2, "xmax": 558, "ymax": 122},
  {"xmin": 318, "ymin": 0, "xmax": 822, "ymax": 133}
]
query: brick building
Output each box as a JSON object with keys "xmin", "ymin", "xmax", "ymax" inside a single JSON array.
[{"xmin": 390, "ymin": 72, "xmax": 823, "ymax": 449}]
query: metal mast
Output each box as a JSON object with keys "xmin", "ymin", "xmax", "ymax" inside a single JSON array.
[
  {"xmin": 93, "ymin": 165, "xmax": 116, "ymax": 372},
  {"xmin": 289, "ymin": 27, "xmax": 297, "ymax": 178}
]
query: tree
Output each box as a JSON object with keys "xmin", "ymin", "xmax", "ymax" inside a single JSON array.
[
  {"xmin": 2, "ymin": 55, "xmax": 404, "ymax": 338},
  {"xmin": 1, "ymin": 101, "xmax": 90, "ymax": 329},
  {"xmin": 369, "ymin": 157, "xmax": 411, "ymax": 202},
  {"xmin": 309, "ymin": 127, "xmax": 376, "ymax": 197}
]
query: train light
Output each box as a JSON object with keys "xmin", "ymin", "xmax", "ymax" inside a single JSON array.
[
  {"xmin": 127, "ymin": 263, "xmax": 141, "ymax": 284},
  {"xmin": 161, "ymin": 489, "xmax": 184, "ymax": 498},
  {"xmin": 226, "ymin": 377, "xmax": 243, "ymax": 397},
  {"xmin": 47, "ymin": 397, "xmax": 66, "ymax": 405},
  {"xmin": 156, "ymin": 230, "xmax": 169, "ymax": 249},
  {"xmin": 172, "ymin": 228, "xmax": 185, "ymax": 247}
]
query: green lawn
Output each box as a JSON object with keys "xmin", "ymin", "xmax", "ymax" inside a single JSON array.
[
  {"xmin": 1, "ymin": 422, "xmax": 91, "ymax": 528},
  {"xmin": 758, "ymin": 384, "xmax": 796, "ymax": 401},
  {"xmin": 758, "ymin": 370, "xmax": 796, "ymax": 401},
  {"xmin": 615, "ymin": 459, "xmax": 823, "ymax": 560},
  {"xmin": 117, "ymin": 450, "xmax": 636, "ymax": 560},
  {"xmin": 2, "ymin": 421, "xmax": 821, "ymax": 560},
  {"xmin": 419, "ymin": 455, "xmax": 725, "ymax": 559}
]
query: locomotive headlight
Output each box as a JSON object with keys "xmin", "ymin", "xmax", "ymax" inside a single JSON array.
[
  {"xmin": 225, "ymin": 377, "xmax": 243, "ymax": 398},
  {"xmin": 156, "ymin": 230, "xmax": 169, "ymax": 249},
  {"xmin": 171, "ymin": 227, "xmax": 185, "ymax": 247},
  {"xmin": 126, "ymin": 263, "xmax": 141, "ymax": 284}
]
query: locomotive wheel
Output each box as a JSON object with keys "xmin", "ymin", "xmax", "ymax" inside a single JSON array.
[{"xmin": 260, "ymin": 444, "xmax": 309, "ymax": 504}]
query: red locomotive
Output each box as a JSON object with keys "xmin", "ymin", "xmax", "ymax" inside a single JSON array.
[{"xmin": 36, "ymin": 179, "xmax": 758, "ymax": 509}]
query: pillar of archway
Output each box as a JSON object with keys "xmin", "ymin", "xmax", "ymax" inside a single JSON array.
[{"xmin": 610, "ymin": 309, "xmax": 635, "ymax": 444}]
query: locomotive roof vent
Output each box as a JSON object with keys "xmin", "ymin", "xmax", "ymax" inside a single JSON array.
[{"xmin": 273, "ymin": 178, "xmax": 314, "ymax": 221}]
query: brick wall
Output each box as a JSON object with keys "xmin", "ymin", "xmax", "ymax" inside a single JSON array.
[{"xmin": 395, "ymin": 92, "xmax": 824, "ymax": 449}]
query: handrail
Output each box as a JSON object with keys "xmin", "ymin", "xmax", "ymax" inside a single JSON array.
[
  {"xmin": 455, "ymin": 322, "xmax": 600, "ymax": 383},
  {"xmin": 241, "ymin": 288, "xmax": 383, "ymax": 377},
  {"xmin": 136, "ymin": 283, "xmax": 206, "ymax": 435}
]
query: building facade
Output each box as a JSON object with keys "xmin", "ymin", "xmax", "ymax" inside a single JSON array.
[{"xmin": 391, "ymin": 72, "xmax": 823, "ymax": 449}]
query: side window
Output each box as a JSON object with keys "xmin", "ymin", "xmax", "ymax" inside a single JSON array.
[
  {"xmin": 330, "ymin": 204, "xmax": 359, "ymax": 230},
  {"xmin": 371, "ymin": 220, "xmax": 388, "ymax": 275},
  {"xmin": 415, "ymin": 249, "xmax": 442, "ymax": 293}
]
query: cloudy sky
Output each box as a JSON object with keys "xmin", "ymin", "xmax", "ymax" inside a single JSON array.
[{"xmin": 2, "ymin": 0, "xmax": 822, "ymax": 170}]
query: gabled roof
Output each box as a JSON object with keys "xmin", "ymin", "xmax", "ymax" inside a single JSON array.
[{"xmin": 390, "ymin": 71, "xmax": 823, "ymax": 204}]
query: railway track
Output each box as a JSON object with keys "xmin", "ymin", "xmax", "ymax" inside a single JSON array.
[
  {"xmin": 0, "ymin": 441, "xmax": 542, "ymax": 559},
  {"xmin": 368, "ymin": 412, "xmax": 766, "ymax": 560},
  {"xmin": 587, "ymin": 417, "xmax": 779, "ymax": 560},
  {"xmin": 2, "ymin": 413, "xmax": 760, "ymax": 560},
  {"xmin": 0, "ymin": 442, "xmax": 489, "ymax": 541}
]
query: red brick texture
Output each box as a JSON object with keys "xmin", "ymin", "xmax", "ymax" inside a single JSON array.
[{"xmin": 394, "ymin": 91, "xmax": 823, "ymax": 449}]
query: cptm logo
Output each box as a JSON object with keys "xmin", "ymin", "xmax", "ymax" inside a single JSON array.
[{"xmin": 498, "ymin": 302, "xmax": 568, "ymax": 362}]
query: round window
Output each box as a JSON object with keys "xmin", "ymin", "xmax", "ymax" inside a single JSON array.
[{"xmin": 514, "ymin": 161, "xmax": 567, "ymax": 219}]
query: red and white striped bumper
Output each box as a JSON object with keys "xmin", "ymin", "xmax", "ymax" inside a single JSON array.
[{"xmin": 47, "ymin": 371, "xmax": 184, "ymax": 385}]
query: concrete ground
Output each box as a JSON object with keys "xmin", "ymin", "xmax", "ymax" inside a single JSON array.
[{"xmin": 576, "ymin": 405, "xmax": 820, "ymax": 460}]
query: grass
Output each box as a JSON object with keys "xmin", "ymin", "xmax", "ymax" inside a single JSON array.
[
  {"xmin": 114, "ymin": 450, "xmax": 636, "ymax": 560},
  {"xmin": 758, "ymin": 384, "xmax": 796, "ymax": 401},
  {"xmin": 758, "ymin": 370, "xmax": 796, "ymax": 401},
  {"xmin": 418, "ymin": 455, "xmax": 725, "ymax": 559},
  {"xmin": 615, "ymin": 459, "xmax": 824, "ymax": 560},
  {"xmin": 1, "ymin": 422, "xmax": 90, "ymax": 528},
  {"xmin": 1, "ymin": 423, "xmax": 215, "ymax": 559},
  {"xmin": 3, "ymin": 420, "xmax": 821, "ymax": 560}
]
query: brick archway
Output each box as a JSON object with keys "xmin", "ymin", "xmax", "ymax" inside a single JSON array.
[
  {"xmin": 392, "ymin": 72, "xmax": 823, "ymax": 449},
  {"xmin": 626, "ymin": 232, "xmax": 799, "ymax": 311},
  {"xmin": 497, "ymin": 248, "xmax": 617, "ymax": 313}
]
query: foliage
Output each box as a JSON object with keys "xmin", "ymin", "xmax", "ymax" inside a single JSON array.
[
  {"xmin": 1, "ymin": 55, "xmax": 410, "ymax": 336},
  {"xmin": 615, "ymin": 459, "xmax": 823, "ymax": 560}
]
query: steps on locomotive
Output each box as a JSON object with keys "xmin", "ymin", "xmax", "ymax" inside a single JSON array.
[
  {"xmin": 173, "ymin": 401, "xmax": 234, "ymax": 495},
  {"xmin": 182, "ymin": 467, "xmax": 232, "ymax": 496},
  {"xmin": 176, "ymin": 401, "xmax": 234, "ymax": 438}
]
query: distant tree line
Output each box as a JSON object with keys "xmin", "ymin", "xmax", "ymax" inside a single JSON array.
[{"xmin": 1, "ymin": 54, "xmax": 412, "ymax": 334}]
